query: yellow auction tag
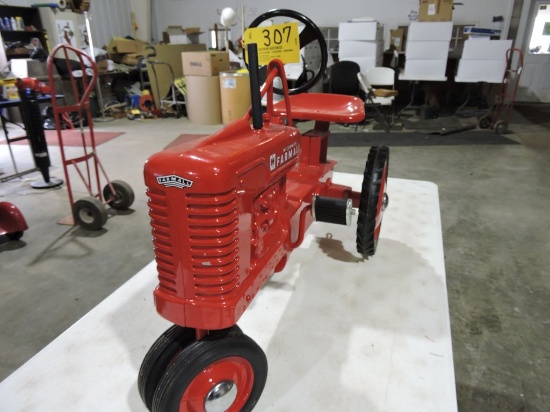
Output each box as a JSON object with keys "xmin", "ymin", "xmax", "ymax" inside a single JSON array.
[{"xmin": 244, "ymin": 22, "xmax": 300, "ymax": 66}]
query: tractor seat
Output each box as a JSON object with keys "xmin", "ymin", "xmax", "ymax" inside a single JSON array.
[{"xmin": 272, "ymin": 93, "xmax": 365, "ymax": 124}]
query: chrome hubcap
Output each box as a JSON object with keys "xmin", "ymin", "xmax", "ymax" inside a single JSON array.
[
  {"xmin": 382, "ymin": 193, "xmax": 389, "ymax": 211},
  {"xmin": 78, "ymin": 209, "xmax": 94, "ymax": 224},
  {"xmin": 204, "ymin": 380, "xmax": 237, "ymax": 412}
]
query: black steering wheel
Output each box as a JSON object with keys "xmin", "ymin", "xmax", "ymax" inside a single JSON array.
[{"xmin": 247, "ymin": 9, "xmax": 328, "ymax": 95}]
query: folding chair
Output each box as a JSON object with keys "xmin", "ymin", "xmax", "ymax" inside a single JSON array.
[{"xmin": 357, "ymin": 70, "xmax": 395, "ymax": 132}]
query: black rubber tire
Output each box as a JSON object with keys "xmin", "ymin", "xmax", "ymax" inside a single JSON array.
[
  {"xmin": 138, "ymin": 326, "xmax": 196, "ymax": 411},
  {"xmin": 103, "ymin": 180, "xmax": 135, "ymax": 210},
  {"xmin": 152, "ymin": 331, "xmax": 267, "ymax": 412},
  {"xmin": 72, "ymin": 197, "xmax": 108, "ymax": 230},
  {"xmin": 356, "ymin": 146, "xmax": 390, "ymax": 258},
  {"xmin": 494, "ymin": 121, "xmax": 508, "ymax": 135},
  {"xmin": 6, "ymin": 231, "xmax": 24, "ymax": 240},
  {"xmin": 478, "ymin": 115, "xmax": 492, "ymax": 129},
  {"xmin": 247, "ymin": 9, "xmax": 328, "ymax": 95},
  {"xmin": 138, "ymin": 325, "xmax": 243, "ymax": 411}
]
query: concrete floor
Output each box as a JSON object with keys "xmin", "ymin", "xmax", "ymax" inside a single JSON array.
[{"xmin": 1, "ymin": 109, "xmax": 549, "ymax": 411}]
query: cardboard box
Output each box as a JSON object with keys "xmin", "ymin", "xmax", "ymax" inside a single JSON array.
[
  {"xmin": 107, "ymin": 37, "xmax": 148, "ymax": 54},
  {"xmin": 146, "ymin": 44, "xmax": 207, "ymax": 107},
  {"xmin": 338, "ymin": 21, "xmax": 383, "ymax": 41},
  {"xmin": 390, "ymin": 28, "xmax": 405, "ymax": 52},
  {"xmin": 407, "ymin": 22, "xmax": 453, "ymax": 41},
  {"xmin": 463, "ymin": 26, "xmax": 502, "ymax": 38},
  {"xmin": 163, "ymin": 26, "xmax": 188, "ymax": 44},
  {"xmin": 121, "ymin": 53, "xmax": 143, "ymax": 66},
  {"xmin": 219, "ymin": 71, "xmax": 251, "ymax": 124},
  {"xmin": 162, "ymin": 26, "xmax": 202, "ymax": 45},
  {"xmin": 338, "ymin": 40, "xmax": 383, "ymax": 59},
  {"xmin": 405, "ymin": 40, "xmax": 450, "ymax": 60},
  {"xmin": 418, "ymin": 0, "xmax": 453, "ymax": 22},
  {"xmin": 186, "ymin": 75, "xmax": 222, "ymax": 125},
  {"xmin": 181, "ymin": 51, "xmax": 230, "ymax": 76}
]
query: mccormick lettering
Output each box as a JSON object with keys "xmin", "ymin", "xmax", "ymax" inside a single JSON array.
[{"xmin": 156, "ymin": 175, "xmax": 194, "ymax": 189}]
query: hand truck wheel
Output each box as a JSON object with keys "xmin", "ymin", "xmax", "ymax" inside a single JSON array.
[
  {"xmin": 103, "ymin": 180, "xmax": 135, "ymax": 210},
  {"xmin": 478, "ymin": 115, "xmax": 492, "ymax": 129},
  {"xmin": 356, "ymin": 146, "xmax": 390, "ymax": 258},
  {"xmin": 494, "ymin": 121, "xmax": 508, "ymax": 135},
  {"xmin": 72, "ymin": 197, "xmax": 108, "ymax": 230},
  {"xmin": 152, "ymin": 330, "xmax": 267, "ymax": 412}
]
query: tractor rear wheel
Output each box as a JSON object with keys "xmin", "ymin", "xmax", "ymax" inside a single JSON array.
[{"xmin": 356, "ymin": 146, "xmax": 390, "ymax": 258}]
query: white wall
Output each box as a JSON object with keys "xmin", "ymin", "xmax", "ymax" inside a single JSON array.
[{"xmin": 153, "ymin": 0, "xmax": 516, "ymax": 48}]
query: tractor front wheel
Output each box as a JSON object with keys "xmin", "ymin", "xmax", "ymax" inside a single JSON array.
[
  {"xmin": 139, "ymin": 325, "xmax": 243, "ymax": 411},
  {"xmin": 139, "ymin": 326, "xmax": 197, "ymax": 410},
  {"xmin": 152, "ymin": 330, "xmax": 267, "ymax": 412}
]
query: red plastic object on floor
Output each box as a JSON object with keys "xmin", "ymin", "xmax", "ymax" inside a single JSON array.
[
  {"xmin": 0, "ymin": 202, "xmax": 28, "ymax": 241},
  {"xmin": 139, "ymin": 9, "xmax": 390, "ymax": 412}
]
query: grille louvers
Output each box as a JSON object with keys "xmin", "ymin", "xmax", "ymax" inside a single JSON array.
[
  {"xmin": 147, "ymin": 188, "xmax": 177, "ymax": 293},
  {"xmin": 187, "ymin": 189, "xmax": 240, "ymax": 299}
]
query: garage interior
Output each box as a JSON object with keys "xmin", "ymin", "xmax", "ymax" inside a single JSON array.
[{"xmin": 1, "ymin": 0, "xmax": 549, "ymax": 411}]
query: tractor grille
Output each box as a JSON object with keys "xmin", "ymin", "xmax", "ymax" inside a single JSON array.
[
  {"xmin": 147, "ymin": 187, "xmax": 177, "ymax": 294},
  {"xmin": 187, "ymin": 189, "xmax": 240, "ymax": 300}
]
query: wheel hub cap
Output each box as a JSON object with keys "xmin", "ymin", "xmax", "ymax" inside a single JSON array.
[
  {"xmin": 205, "ymin": 380, "xmax": 237, "ymax": 412},
  {"xmin": 78, "ymin": 209, "xmax": 94, "ymax": 224},
  {"xmin": 382, "ymin": 193, "xmax": 389, "ymax": 211}
]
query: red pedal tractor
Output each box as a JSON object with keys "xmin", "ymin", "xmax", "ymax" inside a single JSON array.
[{"xmin": 139, "ymin": 10, "xmax": 389, "ymax": 412}]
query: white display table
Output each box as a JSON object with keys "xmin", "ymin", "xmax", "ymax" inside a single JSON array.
[{"xmin": 0, "ymin": 173, "xmax": 457, "ymax": 412}]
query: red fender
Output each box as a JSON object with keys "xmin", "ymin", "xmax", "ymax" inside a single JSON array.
[{"xmin": 0, "ymin": 202, "xmax": 29, "ymax": 236}]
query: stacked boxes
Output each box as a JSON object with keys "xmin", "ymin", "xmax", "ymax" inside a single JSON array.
[
  {"xmin": 418, "ymin": 0, "xmax": 453, "ymax": 22},
  {"xmin": 338, "ymin": 21, "xmax": 384, "ymax": 73},
  {"xmin": 181, "ymin": 51, "xmax": 230, "ymax": 124},
  {"xmin": 403, "ymin": 21, "xmax": 452, "ymax": 79},
  {"xmin": 455, "ymin": 40, "xmax": 513, "ymax": 83}
]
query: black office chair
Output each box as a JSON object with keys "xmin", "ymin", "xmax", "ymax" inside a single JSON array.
[
  {"xmin": 328, "ymin": 60, "xmax": 362, "ymax": 96},
  {"xmin": 327, "ymin": 61, "xmax": 364, "ymax": 128}
]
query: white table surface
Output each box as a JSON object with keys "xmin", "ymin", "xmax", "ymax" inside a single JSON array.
[{"xmin": 0, "ymin": 173, "xmax": 458, "ymax": 412}]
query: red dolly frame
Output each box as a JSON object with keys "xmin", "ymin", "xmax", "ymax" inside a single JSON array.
[
  {"xmin": 478, "ymin": 47, "xmax": 524, "ymax": 134},
  {"xmin": 47, "ymin": 44, "xmax": 134, "ymax": 230}
]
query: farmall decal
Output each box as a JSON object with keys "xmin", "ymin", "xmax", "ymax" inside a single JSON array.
[
  {"xmin": 270, "ymin": 142, "xmax": 300, "ymax": 171},
  {"xmin": 156, "ymin": 175, "xmax": 194, "ymax": 189}
]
